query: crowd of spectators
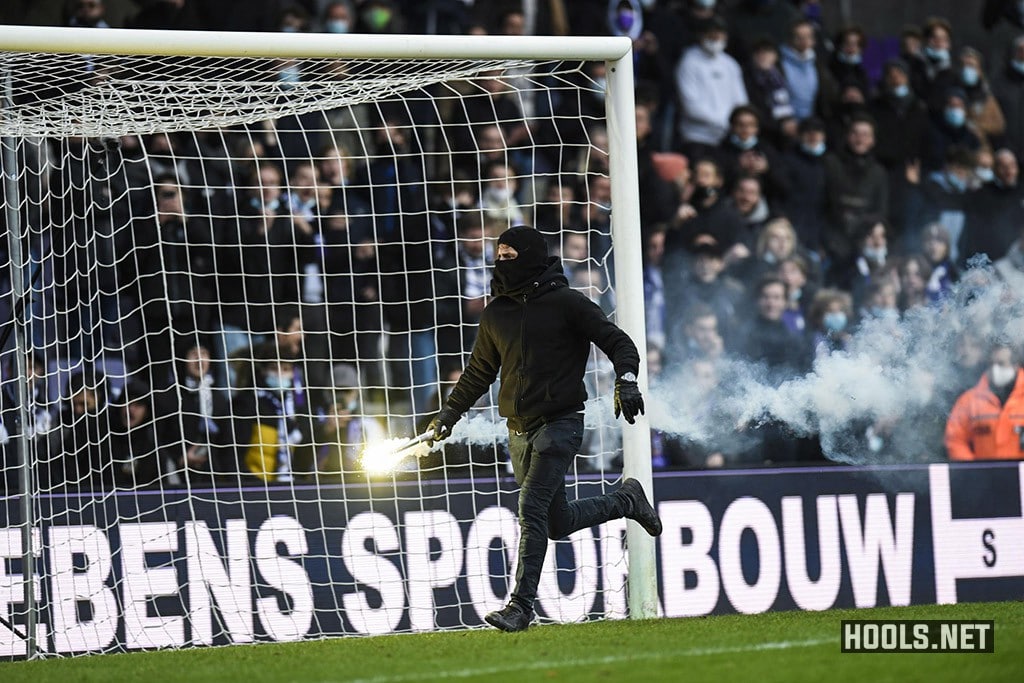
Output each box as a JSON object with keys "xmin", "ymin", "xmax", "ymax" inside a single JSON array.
[{"xmin": 2, "ymin": 0, "xmax": 1024, "ymax": 495}]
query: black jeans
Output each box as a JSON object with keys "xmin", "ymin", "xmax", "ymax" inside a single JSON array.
[{"xmin": 507, "ymin": 413, "xmax": 626, "ymax": 612}]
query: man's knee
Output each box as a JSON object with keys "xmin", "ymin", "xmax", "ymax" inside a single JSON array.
[
  {"xmin": 519, "ymin": 487, "xmax": 548, "ymax": 522},
  {"xmin": 547, "ymin": 517, "xmax": 570, "ymax": 540}
]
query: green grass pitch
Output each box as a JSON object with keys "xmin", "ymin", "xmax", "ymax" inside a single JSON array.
[{"xmin": 2, "ymin": 602, "xmax": 1020, "ymax": 682}]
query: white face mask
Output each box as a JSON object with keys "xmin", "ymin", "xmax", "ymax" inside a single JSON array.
[
  {"xmin": 863, "ymin": 246, "xmax": 887, "ymax": 264},
  {"xmin": 487, "ymin": 185, "xmax": 512, "ymax": 202},
  {"xmin": 991, "ymin": 364, "xmax": 1017, "ymax": 388},
  {"xmin": 702, "ymin": 39, "xmax": 726, "ymax": 55}
]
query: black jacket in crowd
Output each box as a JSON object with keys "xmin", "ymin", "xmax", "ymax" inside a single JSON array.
[
  {"xmin": 445, "ymin": 259, "xmax": 640, "ymax": 432},
  {"xmin": 963, "ymin": 180, "xmax": 1024, "ymax": 264}
]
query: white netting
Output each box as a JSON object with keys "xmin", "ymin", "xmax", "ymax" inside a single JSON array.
[{"xmin": 0, "ymin": 43, "xmax": 633, "ymax": 657}]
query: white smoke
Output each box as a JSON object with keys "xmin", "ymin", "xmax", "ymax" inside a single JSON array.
[
  {"xmin": 430, "ymin": 264, "xmax": 1023, "ymax": 466},
  {"xmin": 650, "ymin": 262, "xmax": 1024, "ymax": 464}
]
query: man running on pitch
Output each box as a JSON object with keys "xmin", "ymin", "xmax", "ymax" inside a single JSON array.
[{"xmin": 429, "ymin": 225, "xmax": 662, "ymax": 632}]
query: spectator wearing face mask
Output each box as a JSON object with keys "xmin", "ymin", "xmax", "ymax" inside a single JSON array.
[
  {"xmin": 834, "ymin": 217, "xmax": 890, "ymax": 306},
  {"xmin": 828, "ymin": 25, "xmax": 871, "ymax": 98},
  {"xmin": 946, "ymin": 341, "xmax": 1024, "ymax": 460},
  {"xmin": 964, "ymin": 148, "xmax": 1024, "ymax": 264},
  {"xmin": 905, "ymin": 145, "xmax": 976, "ymax": 261},
  {"xmin": 242, "ymin": 349, "xmax": 310, "ymax": 483},
  {"xmin": 607, "ymin": 0, "xmax": 644, "ymax": 42},
  {"xmin": 956, "ymin": 47, "xmax": 1006, "ymax": 147},
  {"xmin": 717, "ymin": 105, "xmax": 790, "ymax": 203},
  {"xmin": 807, "ymin": 288, "xmax": 854, "ymax": 357},
  {"xmin": 320, "ymin": 0, "xmax": 355, "ymax": 34},
  {"xmin": 869, "ymin": 59, "xmax": 931, "ymax": 234},
  {"xmin": 910, "ymin": 16, "xmax": 957, "ymax": 114},
  {"xmin": 922, "ymin": 88, "xmax": 983, "ymax": 172},
  {"xmin": 870, "ymin": 60, "xmax": 930, "ymax": 174},
  {"xmin": 990, "ymin": 35, "xmax": 1024, "ymax": 164},
  {"xmin": 782, "ymin": 116, "xmax": 829, "ymax": 252},
  {"xmin": 480, "ymin": 161, "xmax": 525, "ymax": 227},
  {"xmin": 674, "ymin": 16, "xmax": 749, "ymax": 158},
  {"xmin": 779, "ymin": 17, "xmax": 838, "ymax": 123}
]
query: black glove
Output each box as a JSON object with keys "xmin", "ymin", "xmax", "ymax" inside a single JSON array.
[
  {"xmin": 614, "ymin": 377, "xmax": 644, "ymax": 425},
  {"xmin": 428, "ymin": 407, "xmax": 461, "ymax": 444}
]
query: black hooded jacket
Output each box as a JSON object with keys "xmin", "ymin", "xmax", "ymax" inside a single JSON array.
[{"xmin": 445, "ymin": 258, "xmax": 640, "ymax": 432}]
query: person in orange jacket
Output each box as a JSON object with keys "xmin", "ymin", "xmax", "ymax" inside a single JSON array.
[{"xmin": 945, "ymin": 341, "xmax": 1024, "ymax": 460}]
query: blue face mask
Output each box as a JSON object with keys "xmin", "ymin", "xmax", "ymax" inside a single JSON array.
[
  {"xmin": 325, "ymin": 19, "xmax": 350, "ymax": 34},
  {"xmin": 976, "ymin": 166, "xmax": 995, "ymax": 183},
  {"xmin": 891, "ymin": 84, "xmax": 910, "ymax": 98},
  {"xmin": 961, "ymin": 66, "xmax": 979, "ymax": 86},
  {"xmin": 1012, "ymin": 59, "xmax": 1024, "ymax": 75},
  {"xmin": 730, "ymin": 134, "xmax": 758, "ymax": 150},
  {"xmin": 823, "ymin": 311, "xmax": 847, "ymax": 333},
  {"xmin": 925, "ymin": 46, "xmax": 950, "ymax": 64},
  {"xmin": 801, "ymin": 141, "xmax": 826, "ymax": 157},
  {"xmin": 947, "ymin": 171, "xmax": 968, "ymax": 192},
  {"xmin": 863, "ymin": 246, "xmax": 887, "ymax": 264},
  {"xmin": 265, "ymin": 374, "xmax": 293, "ymax": 389},
  {"xmin": 837, "ymin": 51, "xmax": 862, "ymax": 66},
  {"xmin": 944, "ymin": 106, "xmax": 966, "ymax": 128}
]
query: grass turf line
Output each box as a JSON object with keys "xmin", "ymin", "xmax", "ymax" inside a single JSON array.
[{"xmin": 1, "ymin": 602, "xmax": 1020, "ymax": 683}]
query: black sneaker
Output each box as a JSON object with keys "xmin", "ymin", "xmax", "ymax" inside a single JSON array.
[
  {"xmin": 484, "ymin": 602, "xmax": 534, "ymax": 632},
  {"xmin": 619, "ymin": 478, "xmax": 663, "ymax": 537}
]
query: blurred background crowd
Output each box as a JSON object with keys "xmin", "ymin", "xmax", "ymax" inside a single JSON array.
[{"xmin": 2, "ymin": 0, "xmax": 1024, "ymax": 494}]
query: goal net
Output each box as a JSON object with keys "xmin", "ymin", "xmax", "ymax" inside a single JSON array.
[{"xmin": 0, "ymin": 27, "xmax": 652, "ymax": 657}]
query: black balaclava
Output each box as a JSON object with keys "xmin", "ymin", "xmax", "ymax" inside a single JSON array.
[{"xmin": 493, "ymin": 225, "xmax": 550, "ymax": 292}]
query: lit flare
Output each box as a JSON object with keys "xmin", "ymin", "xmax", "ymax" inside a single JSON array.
[{"xmin": 359, "ymin": 432, "xmax": 434, "ymax": 474}]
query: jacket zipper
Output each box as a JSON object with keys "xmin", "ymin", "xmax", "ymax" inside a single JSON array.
[{"xmin": 514, "ymin": 289, "xmax": 529, "ymax": 420}]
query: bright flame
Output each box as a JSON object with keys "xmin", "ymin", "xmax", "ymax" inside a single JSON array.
[{"xmin": 359, "ymin": 437, "xmax": 428, "ymax": 474}]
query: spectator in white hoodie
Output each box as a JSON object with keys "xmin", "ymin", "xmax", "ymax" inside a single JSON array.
[{"xmin": 674, "ymin": 16, "xmax": 749, "ymax": 158}]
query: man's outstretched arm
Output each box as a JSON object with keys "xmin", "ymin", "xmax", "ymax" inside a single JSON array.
[{"xmin": 430, "ymin": 321, "xmax": 501, "ymax": 441}]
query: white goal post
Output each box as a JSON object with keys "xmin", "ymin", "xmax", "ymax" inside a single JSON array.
[{"xmin": 0, "ymin": 25, "xmax": 655, "ymax": 657}]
